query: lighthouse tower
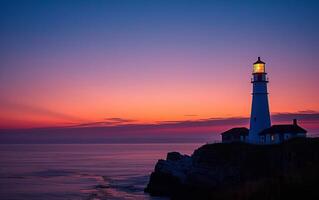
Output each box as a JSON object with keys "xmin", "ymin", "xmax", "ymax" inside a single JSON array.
[{"xmin": 248, "ymin": 57, "xmax": 271, "ymax": 144}]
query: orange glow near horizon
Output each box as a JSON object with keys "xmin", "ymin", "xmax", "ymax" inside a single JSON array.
[
  {"xmin": 1, "ymin": 77, "xmax": 319, "ymax": 129},
  {"xmin": 1, "ymin": 61, "xmax": 319, "ymax": 130}
]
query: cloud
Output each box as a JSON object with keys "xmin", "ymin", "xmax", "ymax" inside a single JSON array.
[
  {"xmin": 3, "ymin": 110, "xmax": 319, "ymax": 131},
  {"xmin": 71, "ymin": 118, "xmax": 137, "ymax": 127},
  {"xmin": 184, "ymin": 114, "xmax": 198, "ymax": 117},
  {"xmin": 272, "ymin": 110, "xmax": 319, "ymax": 122},
  {"xmin": 63, "ymin": 110, "xmax": 319, "ymax": 136},
  {"xmin": 1, "ymin": 110, "xmax": 318, "ymax": 144},
  {"xmin": 153, "ymin": 117, "xmax": 248, "ymax": 129},
  {"xmin": 104, "ymin": 118, "xmax": 137, "ymax": 123},
  {"xmin": 295, "ymin": 110, "xmax": 318, "ymax": 114}
]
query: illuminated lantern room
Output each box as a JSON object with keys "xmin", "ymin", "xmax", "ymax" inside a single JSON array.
[{"xmin": 253, "ymin": 57, "xmax": 266, "ymax": 73}]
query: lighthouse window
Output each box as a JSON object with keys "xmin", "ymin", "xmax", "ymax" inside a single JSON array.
[
  {"xmin": 271, "ymin": 135, "xmax": 275, "ymax": 142},
  {"xmin": 253, "ymin": 63, "xmax": 265, "ymax": 73}
]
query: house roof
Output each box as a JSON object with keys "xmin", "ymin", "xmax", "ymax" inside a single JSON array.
[
  {"xmin": 221, "ymin": 127, "xmax": 249, "ymax": 136},
  {"xmin": 259, "ymin": 124, "xmax": 307, "ymax": 135}
]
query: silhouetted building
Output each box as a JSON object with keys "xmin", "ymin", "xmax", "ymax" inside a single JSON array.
[
  {"xmin": 221, "ymin": 127, "xmax": 249, "ymax": 143},
  {"xmin": 259, "ymin": 119, "xmax": 307, "ymax": 144}
]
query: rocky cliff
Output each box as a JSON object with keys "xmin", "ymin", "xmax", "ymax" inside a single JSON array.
[{"xmin": 145, "ymin": 137, "xmax": 319, "ymax": 200}]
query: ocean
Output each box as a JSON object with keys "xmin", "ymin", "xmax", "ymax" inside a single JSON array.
[{"xmin": 0, "ymin": 143, "xmax": 202, "ymax": 200}]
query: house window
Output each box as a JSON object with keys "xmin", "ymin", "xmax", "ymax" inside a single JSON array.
[{"xmin": 271, "ymin": 135, "xmax": 275, "ymax": 142}]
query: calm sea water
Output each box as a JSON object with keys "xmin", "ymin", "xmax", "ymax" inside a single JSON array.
[{"xmin": 0, "ymin": 143, "xmax": 202, "ymax": 200}]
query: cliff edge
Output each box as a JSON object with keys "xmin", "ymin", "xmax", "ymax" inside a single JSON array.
[{"xmin": 145, "ymin": 137, "xmax": 319, "ymax": 200}]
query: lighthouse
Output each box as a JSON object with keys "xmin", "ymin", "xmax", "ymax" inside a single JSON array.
[
  {"xmin": 248, "ymin": 57, "xmax": 271, "ymax": 144},
  {"xmin": 221, "ymin": 57, "xmax": 307, "ymax": 144}
]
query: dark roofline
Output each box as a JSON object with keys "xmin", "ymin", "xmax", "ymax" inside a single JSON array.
[
  {"xmin": 221, "ymin": 127, "xmax": 249, "ymax": 136},
  {"xmin": 259, "ymin": 124, "xmax": 307, "ymax": 135}
]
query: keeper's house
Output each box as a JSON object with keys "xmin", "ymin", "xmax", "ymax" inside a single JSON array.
[
  {"xmin": 259, "ymin": 119, "xmax": 307, "ymax": 144},
  {"xmin": 221, "ymin": 127, "xmax": 249, "ymax": 143}
]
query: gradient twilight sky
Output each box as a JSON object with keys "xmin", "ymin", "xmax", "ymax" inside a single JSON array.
[{"xmin": 1, "ymin": 0, "xmax": 319, "ymax": 129}]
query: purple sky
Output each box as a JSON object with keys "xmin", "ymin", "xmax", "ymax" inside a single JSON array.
[{"xmin": 0, "ymin": 0, "xmax": 318, "ymax": 142}]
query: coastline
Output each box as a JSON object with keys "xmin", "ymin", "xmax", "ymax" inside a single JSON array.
[{"xmin": 145, "ymin": 137, "xmax": 319, "ymax": 200}]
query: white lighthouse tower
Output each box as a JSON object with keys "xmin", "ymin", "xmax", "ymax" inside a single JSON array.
[{"xmin": 248, "ymin": 57, "xmax": 271, "ymax": 144}]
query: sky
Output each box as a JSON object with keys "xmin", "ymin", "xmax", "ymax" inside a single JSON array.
[{"xmin": 0, "ymin": 0, "xmax": 319, "ymax": 141}]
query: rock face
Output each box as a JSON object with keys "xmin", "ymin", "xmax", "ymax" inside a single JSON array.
[
  {"xmin": 144, "ymin": 152, "xmax": 192, "ymax": 196},
  {"xmin": 145, "ymin": 138, "xmax": 319, "ymax": 200}
]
